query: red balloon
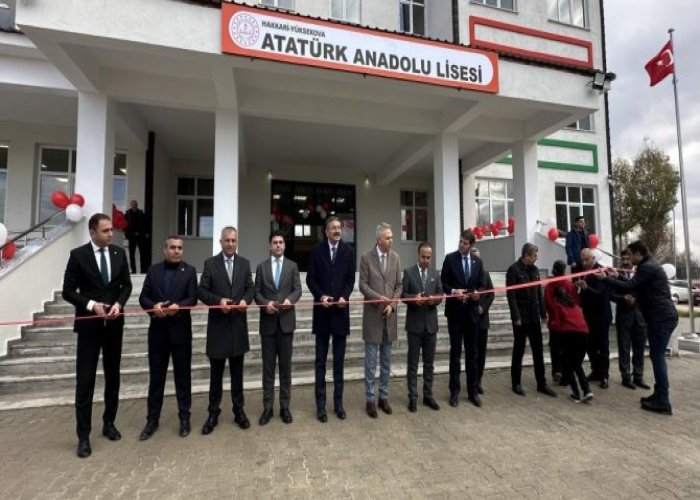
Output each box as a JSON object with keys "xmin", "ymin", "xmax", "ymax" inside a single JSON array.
[
  {"xmin": 495, "ymin": 219, "xmax": 504, "ymax": 229},
  {"xmin": 51, "ymin": 191, "xmax": 70, "ymax": 209},
  {"xmin": 69, "ymin": 193, "xmax": 85, "ymax": 207},
  {"xmin": 474, "ymin": 228, "xmax": 483, "ymax": 240},
  {"xmin": 589, "ymin": 233, "xmax": 599, "ymax": 249},
  {"xmin": 507, "ymin": 217, "xmax": 515, "ymax": 234},
  {"xmin": 1, "ymin": 242, "xmax": 16, "ymax": 260},
  {"xmin": 547, "ymin": 227, "xmax": 559, "ymax": 241}
]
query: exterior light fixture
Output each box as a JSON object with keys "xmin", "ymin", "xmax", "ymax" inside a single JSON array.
[{"xmin": 590, "ymin": 71, "xmax": 616, "ymax": 94}]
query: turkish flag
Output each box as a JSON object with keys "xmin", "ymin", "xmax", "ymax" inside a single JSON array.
[{"xmin": 644, "ymin": 40, "xmax": 674, "ymax": 86}]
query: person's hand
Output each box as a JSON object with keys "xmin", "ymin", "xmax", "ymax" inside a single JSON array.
[
  {"xmin": 576, "ymin": 279, "xmax": 588, "ymax": 290},
  {"xmin": 93, "ymin": 302, "xmax": 107, "ymax": 317},
  {"xmin": 606, "ymin": 267, "xmax": 619, "ymax": 278},
  {"xmin": 336, "ymin": 297, "xmax": 348, "ymax": 309},
  {"xmin": 238, "ymin": 300, "xmax": 249, "ymax": 311},
  {"xmin": 106, "ymin": 303, "xmax": 121, "ymax": 320},
  {"xmin": 514, "ymin": 319, "xmax": 522, "ymax": 326},
  {"xmin": 166, "ymin": 303, "xmax": 180, "ymax": 316},
  {"xmin": 153, "ymin": 302, "xmax": 167, "ymax": 318},
  {"xmin": 265, "ymin": 301, "xmax": 278, "ymax": 315},
  {"xmin": 382, "ymin": 304, "xmax": 393, "ymax": 319},
  {"xmin": 280, "ymin": 299, "xmax": 293, "ymax": 311},
  {"xmin": 624, "ymin": 294, "xmax": 636, "ymax": 305},
  {"xmin": 478, "ymin": 305, "xmax": 484, "ymax": 315},
  {"xmin": 219, "ymin": 298, "xmax": 232, "ymax": 314},
  {"xmin": 320, "ymin": 295, "xmax": 332, "ymax": 308}
]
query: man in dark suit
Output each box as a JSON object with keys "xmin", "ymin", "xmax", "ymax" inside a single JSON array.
[
  {"xmin": 440, "ymin": 229, "xmax": 486, "ymax": 408},
  {"xmin": 197, "ymin": 226, "xmax": 255, "ymax": 434},
  {"xmin": 62, "ymin": 213, "xmax": 132, "ymax": 458},
  {"xmin": 565, "ymin": 215, "xmax": 589, "ymax": 272},
  {"xmin": 471, "ymin": 247, "xmax": 494, "ymax": 395},
  {"xmin": 506, "ymin": 243, "xmax": 556, "ymax": 398},
  {"xmin": 306, "ymin": 216, "xmax": 356, "ymax": 422},
  {"xmin": 401, "ymin": 241, "xmax": 442, "ymax": 412},
  {"xmin": 138, "ymin": 236, "xmax": 198, "ymax": 440},
  {"xmin": 124, "ymin": 200, "xmax": 149, "ymax": 273},
  {"xmin": 254, "ymin": 230, "xmax": 302, "ymax": 426}
]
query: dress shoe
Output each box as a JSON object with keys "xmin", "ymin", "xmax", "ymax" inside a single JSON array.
[
  {"xmin": 102, "ymin": 422, "xmax": 122, "ymax": 441},
  {"xmin": 234, "ymin": 409, "xmax": 250, "ymax": 430},
  {"xmin": 179, "ymin": 419, "xmax": 191, "ymax": 437},
  {"xmin": 408, "ymin": 399, "xmax": 417, "ymax": 412},
  {"xmin": 634, "ymin": 379, "xmax": 652, "ymax": 390},
  {"xmin": 139, "ymin": 420, "xmax": 159, "ymax": 441},
  {"xmin": 366, "ymin": 401, "xmax": 378, "ymax": 418},
  {"xmin": 317, "ymin": 408, "xmax": 328, "ymax": 423},
  {"xmin": 280, "ymin": 408, "xmax": 293, "ymax": 424},
  {"xmin": 201, "ymin": 415, "xmax": 218, "ymax": 435},
  {"xmin": 334, "ymin": 405, "xmax": 346, "ymax": 420},
  {"xmin": 77, "ymin": 438, "xmax": 91, "ymax": 458},
  {"xmin": 378, "ymin": 398, "xmax": 392, "ymax": 415},
  {"xmin": 622, "ymin": 379, "xmax": 636, "ymax": 390},
  {"xmin": 586, "ymin": 373, "xmax": 601, "ymax": 382},
  {"xmin": 537, "ymin": 385, "xmax": 557, "ymax": 398},
  {"xmin": 599, "ymin": 378, "xmax": 609, "ymax": 389},
  {"xmin": 641, "ymin": 399, "xmax": 672, "ymax": 415},
  {"xmin": 477, "ymin": 384, "xmax": 484, "ymax": 395},
  {"xmin": 423, "ymin": 397, "xmax": 440, "ymax": 411},
  {"xmin": 582, "ymin": 392, "xmax": 594, "ymax": 403},
  {"xmin": 448, "ymin": 394, "xmax": 459, "ymax": 407},
  {"xmin": 512, "ymin": 384, "xmax": 526, "ymax": 397},
  {"xmin": 569, "ymin": 393, "xmax": 581, "ymax": 403},
  {"xmin": 468, "ymin": 395, "xmax": 482, "ymax": 408},
  {"xmin": 258, "ymin": 408, "xmax": 273, "ymax": 426}
]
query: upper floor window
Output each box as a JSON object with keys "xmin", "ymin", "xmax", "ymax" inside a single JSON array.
[
  {"xmin": 261, "ymin": 0, "xmax": 295, "ymax": 11},
  {"xmin": 330, "ymin": 0, "xmax": 361, "ymax": 23},
  {"xmin": 400, "ymin": 189, "xmax": 428, "ymax": 242},
  {"xmin": 555, "ymin": 184, "xmax": 597, "ymax": 233},
  {"xmin": 470, "ymin": 0, "xmax": 516, "ymax": 11},
  {"xmin": 0, "ymin": 145, "xmax": 7, "ymax": 222},
  {"xmin": 566, "ymin": 114, "xmax": 594, "ymax": 131},
  {"xmin": 0, "ymin": 0, "xmax": 17, "ymax": 32},
  {"xmin": 475, "ymin": 178, "xmax": 513, "ymax": 232},
  {"xmin": 399, "ymin": 0, "xmax": 424, "ymax": 36},
  {"xmin": 548, "ymin": 0, "xmax": 588, "ymax": 28},
  {"xmin": 177, "ymin": 177, "xmax": 213, "ymax": 238}
]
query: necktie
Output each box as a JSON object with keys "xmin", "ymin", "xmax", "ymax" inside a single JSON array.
[
  {"xmin": 420, "ymin": 267, "xmax": 427, "ymax": 289},
  {"xmin": 99, "ymin": 248, "xmax": 109, "ymax": 285},
  {"xmin": 226, "ymin": 257, "xmax": 233, "ymax": 282},
  {"xmin": 463, "ymin": 255, "xmax": 470, "ymax": 281},
  {"xmin": 331, "ymin": 245, "xmax": 336, "ymax": 262},
  {"xmin": 274, "ymin": 257, "xmax": 281, "ymax": 289},
  {"xmin": 380, "ymin": 254, "xmax": 386, "ymax": 273}
]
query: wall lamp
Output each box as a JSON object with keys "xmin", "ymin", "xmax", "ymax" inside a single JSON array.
[{"xmin": 589, "ymin": 70, "xmax": 617, "ymax": 94}]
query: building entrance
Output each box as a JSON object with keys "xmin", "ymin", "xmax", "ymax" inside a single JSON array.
[{"xmin": 271, "ymin": 180, "xmax": 356, "ymax": 271}]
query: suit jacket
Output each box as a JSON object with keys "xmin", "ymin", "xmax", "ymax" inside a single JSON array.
[
  {"xmin": 139, "ymin": 260, "xmax": 198, "ymax": 345},
  {"xmin": 478, "ymin": 270, "xmax": 495, "ymax": 330},
  {"xmin": 401, "ymin": 264, "xmax": 442, "ymax": 335},
  {"xmin": 254, "ymin": 256, "xmax": 302, "ymax": 335},
  {"xmin": 197, "ymin": 252, "xmax": 255, "ymax": 359},
  {"xmin": 62, "ymin": 242, "xmax": 132, "ymax": 334},
  {"xmin": 440, "ymin": 250, "xmax": 486, "ymax": 322},
  {"xmin": 359, "ymin": 247, "xmax": 402, "ymax": 343},
  {"xmin": 506, "ymin": 258, "xmax": 546, "ymax": 325},
  {"xmin": 565, "ymin": 228, "xmax": 589, "ymax": 267},
  {"xmin": 579, "ymin": 262, "xmax": 612, "ymax": 324},
  {"xmin": 306, "ymin": 239, "xmax": 356, "ymax": 336}
]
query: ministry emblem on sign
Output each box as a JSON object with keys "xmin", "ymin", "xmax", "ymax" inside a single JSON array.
[{"xmin": 229, "ymin": 13, "xmax": 259, "ymax": 47}]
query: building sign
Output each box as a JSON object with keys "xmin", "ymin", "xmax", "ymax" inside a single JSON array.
[{"xmin": 222, "ymin": 4, "xmax": 498, "ymax": 93}]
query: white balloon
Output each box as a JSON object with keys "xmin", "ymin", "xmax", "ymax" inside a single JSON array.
[
  {"xmin": 592, "ymin": 248, "xmax": 602, "ymax": 261},
  {"xmin": 661, "ymin": 263, "xmax": 676, "ymax": 280},
  {"xmin": 0, "ymin": 222, "xmax": 7, "ymax": 245},
  {"xmin": 65, "ymin": 204, "xmax": 83, "ymax": 223}
]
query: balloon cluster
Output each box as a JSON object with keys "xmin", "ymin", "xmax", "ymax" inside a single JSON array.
[
  {"xmin": 51, "ymin": 191, "xmax": 86, "ymax": 223},
  {"xmin": 470, "ymin": 217, "xmax": 514, "ymax": 240},
  {"xmin": 0, "ymin": 222, "xmax": 16, "ymax": 260},
  {"xmin": 112, "ymin": 204, "xmax": 128, "ymax": 231}
]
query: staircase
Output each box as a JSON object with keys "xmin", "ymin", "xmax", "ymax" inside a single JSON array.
[{"xmin": 0, "ymin": 272, "xmax": 551, "ymax": 409}]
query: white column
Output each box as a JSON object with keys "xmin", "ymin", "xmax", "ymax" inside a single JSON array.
[
  {"xmin": 433, "ymin": 132, "xmax": 460, "ymax": 267},
  {"xmin": 75, "ymin": 92, "xmax": 115, "ymax": 217},
  {"xmin": 511, "ymin": 140, "xmax": 539, "ymax": 255},
  {"xmin": 212, "ymin": 108, "xmax": 240, "ymax": 255}
]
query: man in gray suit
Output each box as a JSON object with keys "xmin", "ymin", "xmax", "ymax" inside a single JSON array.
[
  {"xmin": 254, "ymin": 230, "xmax": 302, "ymax": 426},
  {"xmin": 359, "ymin": 223, "xmax": 402, "ymax": 418},
  {"xmin": 197, "ymin": 226, "xmax": 255, "ymax": 435},
  {"xmin": 401, "ymin": 241, "xmax": 442, "ymax": 412}
]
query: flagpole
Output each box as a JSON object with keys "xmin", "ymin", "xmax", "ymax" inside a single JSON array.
[{"xmin": 668, "ymin": 28, "xmax": 697, "ymax": 338}]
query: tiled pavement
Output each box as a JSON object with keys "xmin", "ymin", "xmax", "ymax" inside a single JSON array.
[{"xmin": 1, "ymin": 354, "xmax": 700, "ymax": 499}]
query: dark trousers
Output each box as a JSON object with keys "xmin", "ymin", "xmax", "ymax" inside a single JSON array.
[
  {"xmin": 127, "ymin": 237, "xmax": 148, "ymax": 274},
  {"xmin": 559, "ymin": 331, "xmax": 590, "ymax": 397},
  {"xmin": 207, "ymin": 355, "xmax": 244, "ymax": 417},
  {"xmin": 646, "ymin": 317, "xmax": 678, "ymax": 405},
  {"xmin": 146, "ymin": 333, "xmax": 192, "ymax": 422},
  {"xmin": 75, "ymin": 324, "xmax": 123, "ymax": 439},
  {"xmin": 549, "ymin": 331, "xmax": 563, "ymax": 377},
  {"xmin": 511, "ymin": 322, "xmax": 546, "ymax": 387},
  {"xmin": 616, "ymin": 311, "xmax": 647, "ymax": 382},
  {"xmin": 314, "ymin": 332, "xmax": 347, "ymax": 409},
  {"xmin": 477, "ymin": 328, "xmax": 488, "ymax": 383},
  {"xmin": 261, "ymin": 329, "xmax": 294, "ymax": 410},
  {"xmin": 585, "ymin": 314, "xmax": 611, "ymax": 379},
  {"xmin": 406, "ymin": 329, "xmax": 437, "ymax": 400},
  {"xmin": 447, "ymin": 315, "xmax": 478, "ymax": 398}
]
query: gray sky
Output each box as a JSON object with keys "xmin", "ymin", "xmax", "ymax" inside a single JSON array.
[{"xmin": 604, "ymin": 0, "xmax": 700, "ymax": 256}]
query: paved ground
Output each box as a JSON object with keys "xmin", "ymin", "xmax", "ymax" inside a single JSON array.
[{"xmin": 1, "ymin": 354, "xmax": 700, "ymax": 499}]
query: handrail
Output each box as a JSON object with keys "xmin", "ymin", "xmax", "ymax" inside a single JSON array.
[{"xmin": 0, "ymin": 209, "xmax": 66, "ymax": 254}]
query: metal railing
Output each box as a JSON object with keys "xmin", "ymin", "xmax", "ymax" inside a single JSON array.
[{"xmin": 0, "ymin": 210, "xmax": 66, "ymax": 266}]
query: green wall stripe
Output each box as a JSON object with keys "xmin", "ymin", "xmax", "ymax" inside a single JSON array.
[{"xmin": 495, "ymin": 139, "xmax": 598, "ymax": 173}]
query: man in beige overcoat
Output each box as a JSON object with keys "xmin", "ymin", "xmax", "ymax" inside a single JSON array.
[{"xmin": 359, "ymin": 223, "xmax": 402, "ymax": 418}]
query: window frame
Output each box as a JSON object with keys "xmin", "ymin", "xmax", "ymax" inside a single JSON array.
[
  {"xmin": 470, "ymin": 0, "xmax": 517, "ymax": 12},
  {"xmin": 176, "ymin": 176, "xmax": 214, "ymax": 239},
  {"xmin": 260, "ymin": 0, "xmax": 295, "ymax": 12},
  {"xmin": 0, "ymin": 144, "xmax": 8, "ymax": 222},
  {"xmin": 555, "ymin": 184, "xmax": 597, "ymax": 234},
  {"xmin": 329, "ymin": 0, "xmax": 361, "ymax": 23},
  {"xmin": 474, "ymin": 178, "xmax": 514, "ymax": 234},
  {"xmin": 548, "ymin": 0, "xmax": 589, "ymax": 29},
  {"xmin": 398, "ymin": 0, "xmax": 425, "ymax": 36},
  {"xmin": 565, "ymin": 114, "xmax": 594, "ymax": 132},
  {"xmin": 400, "ymin": 189, "xmax": 429, "ymax": 242}
]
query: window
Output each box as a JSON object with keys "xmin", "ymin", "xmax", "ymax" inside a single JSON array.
[
  {"xmin": 400, "ymin": 190, "xmax": 428, "ymax": 242},
  {"xmin": 475, "ymin": 178, "xmax": 514, "ymax": 232},
  {"xmin": 548, "ymin": 0, "xmax": 588, "ymax": 28},
  {"xmin": 0, "ymin": 145, "xmax": 7, "ymax": 222},
  {"xmin": 566, "ymin": 114, "xmax": 594, "ymax": 131},
  {"xmin": 330, "ymin": 0, "xmax": 361, "ymax": 23},
  {"xmin": 261, "ymin": 0, "xmax": 295, "ymax": 10},
  {"xmin": 399, "ymin": 0, "xmax": 425, "ymax": 36},
  {"xmin": 555, "ymin": 185, "xmax": 596, "ymax": 233},
  {"xmin": 112, "ymin": 153, "xmax": 128, "ymax": 212},
  {"xmin": 470, "ymin": 0, "xmax": 516, "ymax": 11},
  {"xmin": 177, "ymin": 177, "xmax": 213, "ymax": 238}
]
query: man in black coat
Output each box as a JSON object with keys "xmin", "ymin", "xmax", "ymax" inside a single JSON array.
[
  {"xmin": 138, "ymin": 236, "xmax": 198, "ymax": 440},
  {"xmin": 471, "ymin": 247, "xmax": 494, "ymax": 395},
  {"xmin": 441, "ymin": 229, "xmax": 486, "ymax": 408},
  {"xmin": 62, "ymin": 213, "xmax": 132, "ymax": 458},
  {"xmin": 506, "ymin": 243, "xmax": 556, "ymax": 398},
  {"xmin": 306, "ymin": 216, "xmax": 356, "ymax": 422},
  {"xmin": 124, "ymin": 200, "xmax": 149, "ymax": 273},
  {"xmin": 197, "ymin": 226, "xmax": 255, "ymax": 434}
]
